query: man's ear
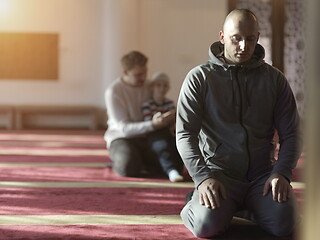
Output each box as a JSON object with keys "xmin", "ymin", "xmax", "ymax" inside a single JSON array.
[
  {"xmin": 219, "ymin": 31, "xmax": 225, "ymax": 44},
  {"xmin": 123, "ymin": 69, "xmax": 128, "ymax": 76}
]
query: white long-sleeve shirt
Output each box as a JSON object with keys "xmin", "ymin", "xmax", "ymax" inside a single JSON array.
[{"xmin": 104, "ymin": 78, "xmax": 154, "ymax": 148}]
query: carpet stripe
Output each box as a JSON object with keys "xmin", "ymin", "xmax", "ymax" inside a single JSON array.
[
  {"xmin": 291, "ymin": 182, "xmax": 305, "ymax": 189},
  {"xmin": 0, "ymin": 133, "xmax": 104, "ymax": 142},
  {"xmin": 0, "ymin": 215, "xmax": 182, "ymax": 225},
  {"xmin": 0, "ymin": 162, "xmax": 303, "ymax": 169},
  {"xmin": 0, "ymin": 148, "xmax": 108, "ymax": 156},
  {"xmin": 0, "ymin": 162, "xmax": 106, "ymax": 167},
  {"xmin": 0, "ymin": 181, "xmax": 304, "ymax": 189},
  {"xmin": 0, "ymin": 142, "xmax": 105, "ymax": 148},
  {"xmin": 0, "ymin": 181, "xmax": 194, "ymax": 188}
]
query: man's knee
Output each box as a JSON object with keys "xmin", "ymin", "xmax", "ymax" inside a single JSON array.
[
  {"xmin": 113, "ymin": 161, "xmax": 139, "ymax": 177},
  {"xmin": 110, "ymin": 150, "xmax": 140, "ymax": 177},
  {"xmin": 109, "ymin": 140, "xmax": 142, "ymax": 177},
  {"xmin": 269, "ymin": 204, "xmax": 296, "ymax": 237},
  {"xmin": 181, "ymin": 204, "xmax": 230, "ymax": 238},
  {"xmin": 112, "ymin": 152, "xmax": 141, "ymax": 177},
  {"xmin": 192, "ymin": 220, "xmax": 228, "ymax": 238},
  {"xmin": 259, "ymin": 202, "xmax": 297, "ymax": 237},
  {"xmin": 269, "ymin": 223, "xmax": 294, "ymax": 237}
]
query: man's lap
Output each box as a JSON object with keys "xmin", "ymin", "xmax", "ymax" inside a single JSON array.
[{"xmin": 181, "ymin": 171, "xmax": 298, "ymax": 237}]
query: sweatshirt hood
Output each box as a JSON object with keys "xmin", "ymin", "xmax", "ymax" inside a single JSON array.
[{"xmin": 208, "ymin": 41, "xmax": 265, "ymax": 70}]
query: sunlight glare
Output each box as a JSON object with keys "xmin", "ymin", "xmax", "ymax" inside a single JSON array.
[{"xmin": 0, "ymin": 0, "xmax": 9, "ymax": 13}]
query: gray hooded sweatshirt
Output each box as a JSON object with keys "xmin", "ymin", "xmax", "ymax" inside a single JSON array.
[{"xmin": 176, "ymin": 41, "xmax": 301, "ymax": 188}]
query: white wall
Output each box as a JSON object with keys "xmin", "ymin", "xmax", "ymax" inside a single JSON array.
[
  {"xmin": 0, "ymin": 0, "xmax": 227, "ymax": 109},
  {"xmin": 0, "ymin": 0, "xmax": 104, "ymax": 106},
  {"xmin": 100, "ymin": 0, "xmax": 142, "ymax": 104},
  {"xmin": 139, "ymin": 0, "xmax": 227, "ymax": 103}
]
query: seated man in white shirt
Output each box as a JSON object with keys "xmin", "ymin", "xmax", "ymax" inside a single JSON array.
[{"xmin": 104, "ymin": 51, "xmax": 176, "ymax": 177}]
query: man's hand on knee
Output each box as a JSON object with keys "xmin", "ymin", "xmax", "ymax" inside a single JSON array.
[
  {"xmin": 198, "ymin": 178, "xmax": 227, "ymax": 209},
  {"xmin": 263, "ymin": 173, "xmax": 291, "ymax": 203}
]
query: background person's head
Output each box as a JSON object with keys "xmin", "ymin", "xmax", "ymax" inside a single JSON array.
[
  {"xmin": 121, "ymin": 51, "xmax": 148, "ymax": 87},
  {"xmin": 150, "ymin": 72, "xmax": 170, "ymax": 100},
  {"xmin": 219, "ymin": 9, "xmax": 260, "ymax": 64}
]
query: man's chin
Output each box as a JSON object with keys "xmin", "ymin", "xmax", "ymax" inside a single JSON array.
[
  {"xmin": 235, "ymin": 57, "xmax": 250, "ymax": 64},
  {"xmin": 133, "ymin": 83, "xmax": 145, "ymax": 87}
]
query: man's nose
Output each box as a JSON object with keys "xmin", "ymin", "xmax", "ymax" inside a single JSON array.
[
  {"xmin": 239, "ymin": 40, "xmax": 247, "ymax": 50},
  {"xmin": 161, "ymin": 86, "xmax": 167, "ymax": 90}
]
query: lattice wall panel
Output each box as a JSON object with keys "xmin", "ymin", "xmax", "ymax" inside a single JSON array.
[
  {"xmin": 284, "ymin": 0, "xmax": 306, "ymax": 115},
  {"xmin": 236, "ymin": 0, "xmax": 272, "ymax": 64}
]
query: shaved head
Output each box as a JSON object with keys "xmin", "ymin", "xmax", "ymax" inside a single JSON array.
[
  {"xmin": 223, "ymin": 9, "xmax": 259, "ymax": 33},
  {"xmin": 219, "ymin": 9, "xmax": 260, "ymax": 64}
]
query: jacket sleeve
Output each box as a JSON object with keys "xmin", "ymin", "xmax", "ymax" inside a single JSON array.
[
  {"xmin": 176, "ymin": 68, "xmax": 214, "ymax": 188},
  {"xmin": 105, "ymin": 86, "xmax": 154, "ymax": 138},
  {"xmin": 272, "ymin": 73, "xmax": 302, "ymax": 181}
]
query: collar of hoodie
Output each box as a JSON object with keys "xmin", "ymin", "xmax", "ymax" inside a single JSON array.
[
  {"xmin": 208, "ymin": 41, "xmax": 265, "ymax": 71},
  {"xmin": 208, "ymin": 41, "xmax": 265, "ymax": 108}
]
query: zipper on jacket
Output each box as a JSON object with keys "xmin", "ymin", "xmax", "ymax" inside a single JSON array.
[
  {"xmin": 234, "ymin": 67, "xmax": 252, "ymax": 181},
  {"xmin": 230, "ymin": 71, "xmax": 236, "ymax": 106}
]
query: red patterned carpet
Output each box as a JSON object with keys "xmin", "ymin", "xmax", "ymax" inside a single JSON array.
[{"xmin": 0, "ymin": 130, "xmax": 304, "ymax": 240}]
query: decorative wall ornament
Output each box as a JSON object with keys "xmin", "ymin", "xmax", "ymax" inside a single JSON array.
[{"xmin": 0, "ymin": 32, "xmax": 59, "ymax": 80}]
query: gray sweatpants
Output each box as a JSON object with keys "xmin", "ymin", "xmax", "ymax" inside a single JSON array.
[
  {"xmin": 109, "ymin": 137, "xmax": 163, "ymax": 177},
  {"xmin": 180, "ymin": 172, "xmax": 298, "ymax": 238}
]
